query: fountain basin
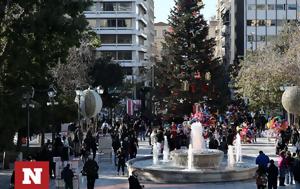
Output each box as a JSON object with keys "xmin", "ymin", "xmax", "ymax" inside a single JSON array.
[
  {"xmin": 171, "ymin": 149, "xmax": 224, "ymax": 168},
  {"xmin": 127, "ymin": 155, "xmax": 257, "ymax": 183}
]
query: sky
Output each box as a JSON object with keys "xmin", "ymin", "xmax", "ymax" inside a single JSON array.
[{"xmin": 154, "ymin": 0, "xmax": 216, "ymax": 23}]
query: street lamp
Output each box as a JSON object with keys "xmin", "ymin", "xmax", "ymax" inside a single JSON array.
[
  {"xmin": 22, "ymin": 86, "xmax": 35, "ymax": 150},
  {"xmin": 47, "ymin": 85, "xmax": 58, "ymax": 144},
  {"xmin": 75, "ymin": 86, "xmax": 83, "ymax": 130}
]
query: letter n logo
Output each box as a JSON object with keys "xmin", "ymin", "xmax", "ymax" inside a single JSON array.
[{"xmin": 15, "ymin": 161, "xmax": 49, "ymax": 189}]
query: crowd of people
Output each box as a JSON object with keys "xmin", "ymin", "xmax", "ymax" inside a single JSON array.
[{"xmin": 8, "ymin": 102, "xmax": 300, "ymax": 189}]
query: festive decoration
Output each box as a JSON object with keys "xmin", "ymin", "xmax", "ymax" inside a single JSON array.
[
  {"xmin": 80, "ymin": 89, "xmax": 102, "ymax": 118},
  {"xmin": 153, "ymin": 0, "xmax": 229, "ymax": 116}
]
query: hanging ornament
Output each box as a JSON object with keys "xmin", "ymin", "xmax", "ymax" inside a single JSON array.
[
  {"xmin": 194, "ymin": 71, "xmax": 201, "ymax": 79},
  {"xmin": 205, "ymin": 72, "xmax": 211, "ymax": 81},
  {"xmin": 182, "ymin": 80, "xmax": 189, "ymax": 91}
]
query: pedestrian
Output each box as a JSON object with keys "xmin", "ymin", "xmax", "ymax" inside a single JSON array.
[
  {"xmin": 256, "ymin": 165, "xmax": 268, "ymax": 189},
  {"xmin": 286, "ymin": 151, "xmax": 295, "ymax": 185},
  {"xmin": 116, "ymin": 147, "xmax": 126, "ymax": 175},
  {"xmin": 267, "ymin": 159, "xmax": 278, "ymax": 189},
  {"xmin": 292, "ymin": 152, "xmax": 300, "ymax": 189},
  {"xmin": 256, "ymin": 151, "xmax": 270, "ymax": 172},
  {"xmin": 278, "ymin": 150, "xmax": 288, "ymax": 186},
  {"xmin": 61, "ymin": 164, "xmax": 74, "ymax": 189},
  {"xmin": 82, "ymin": 155, "xmax": 99, "ymax": 189},
  {"xmin": 128, "ymin": 172, "xmax": 144, "ymax": 189}
]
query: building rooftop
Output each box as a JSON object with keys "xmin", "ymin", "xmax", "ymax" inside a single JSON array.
[{"xmin": 154, "ymin": 22, "xmax": 168, "ymax": 26}]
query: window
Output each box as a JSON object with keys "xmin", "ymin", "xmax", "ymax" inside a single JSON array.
[
  {"xmin": 117, "ymin": 19, "xmax": 132, "ymax": 27},
  {"xmin": 257, "ymin": 4, "xmax": 266, "ymax": 10},
  {"xmin": 99, "ymin": 19, "xmax": 116, "ymax": 27},
  {"xmin": 276, "ymin": 4, "xmax": 285, "ymax": 10},
  {"xmin": 101, "ymin": 2, "xmax": 116, "ymax": 11},
  {"xmin": 138, "ymin": 52, "xmax": 144, "ymax": 61},
  {"xmin": 248, "ymin": 4, "xmax": 256, "ymax": 10},
  {"xmin": 138, "ymin": 37, "xmax": 145, "ymax": 45},
  {"xmin": 87, "ymin": 19, "xmax": 97, "ymax": 28},
  {"xmin": 267, "ymin": 4, "xmax": 275, "ymax": 10},
  {"xmin": 101, "ymin": 51, "xmax": 117, "ymax": 60},
  {"xmin": 247, "ymin": 20, "xmax": 257, "ymax": 26},
  {"xmin": 257, "ymin": 20, "xmax": 266, "ymax": 26},
  {"xmin": 118, "ymin": 51, "xmax": 132, "ymax": 60},
  {"xmin": 118, "ymin": 2, "xmax": 132, "ymax": 11},
  {"xmin": 277, "ymin": 20, "xmax": 286, "ymax": 26},
  {"xmin": 248, "ymin": 35, "xmax": 255, "ymax": 42},
  {"xmin": 100, "ymin": 35, "xmax": 116, "ymax": 44},
  {"xmin": 257, "ymin": 36, "xmax": 266, "ymax": 42},
  {"xmin": 118, "ymin": 35, "xmax": 132, "ymax": 44},
  {"xmin": 288, "ymin": 4, "xmax": 297, "ymax": 10}
]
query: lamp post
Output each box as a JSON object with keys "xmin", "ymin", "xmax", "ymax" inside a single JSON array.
[
  {"xmin": 47, "ymin": 85, "xmax": 58, "ymax": 144},
  {"xmin": 75, "ymin": 86, "xmax": 83, "ymax": 130},
  {"xmin": 22, "ymin": 86, "xmax": 35, "ymax": 150}
]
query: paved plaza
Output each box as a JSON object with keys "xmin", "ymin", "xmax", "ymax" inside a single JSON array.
[{"xmin": 0, "ymin": 137, "xmax": 298, "ymax": 189}]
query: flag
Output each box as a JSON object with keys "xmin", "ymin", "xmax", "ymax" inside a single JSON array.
[{"xmin": 127, "ymin": 99, "xmax": 133, "ymax": 116}]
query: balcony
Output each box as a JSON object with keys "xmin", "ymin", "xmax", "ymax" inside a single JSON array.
[
  {"xmin": 84, "ymin": 11, "xmax": 135, "ymax": 18},
  {"xmin": 137, "ymin": 0, "xmax": 148, "ymax": 13}
]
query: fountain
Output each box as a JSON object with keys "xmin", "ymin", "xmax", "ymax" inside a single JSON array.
[
  {"xmin": 171, "ymin": 122, "xmax": 223, "ymax": 168},
  {"xmin": 152, "ymin": 142, "xmax": 159, "ymax": 165},
  {"xmin": 127, "ymin": 122, "xmax": 257, "ymax": 183},
  {"xmin": 235, "ymin": 133, "xmax": 242, "ymax": 163},
  {"xmin": 228, "ymin": 145, "xmax": 235, "ymax": 167},
  {"xmin": 187, "ymin": 144, "xmax": 194, "ymax": 170},
  {"xmin": 162, "ymin": 136, "xmax": 170, "ymax": 162}
]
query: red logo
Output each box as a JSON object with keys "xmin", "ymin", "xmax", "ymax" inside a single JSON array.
[{"xmin": 15, "ymin": 161, "xmax": 49, "ymax": 189}]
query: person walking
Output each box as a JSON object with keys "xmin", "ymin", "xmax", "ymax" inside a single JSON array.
[
  {"xmin": 293, "ymin": 152, "xmax": 300, "ymax": 189},
  {"xmin": 256, "ymin": 151, "xmax": 270, "ymax": 172},
  {"xmin": 278, "ymin": 151, "xmax": 288, "ymax": 186},
  {"xmin": 61, "ymin": 164, "xmax": 74, "ymax": 189},
  {"xmin": 267, "ymin": 159, "xmax": 278, "ymax": 189},
  {"xmin": 286, "ymin": 151, "xmax": 295, "ymax": 185},
  {"xmin": 116, "ymin": 147, "xmax": 126, "ymax": 175},
  {"xmin": 82, "ymin": 156, "xmax": 99, "ymax": 189}
]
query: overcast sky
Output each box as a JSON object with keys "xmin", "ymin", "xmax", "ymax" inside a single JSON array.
[{"xmin": 154, "ymin": 0, "xmax": 217, "ymax": 23}]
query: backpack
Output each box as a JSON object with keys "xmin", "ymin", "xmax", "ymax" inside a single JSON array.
[{"xmin": 256, "ymin": 174, "xmax": 268, "ymax": 186}]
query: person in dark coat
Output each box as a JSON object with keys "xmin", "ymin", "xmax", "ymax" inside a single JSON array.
[
  {"xmin": 292, "ymin": 153, "xmax": 300, "ymax": 188},
  {"xmin": 128, "ymin": 172, "xmax": 144, "ymax": 189},
  {"xmin": 267, "ymin": 159, "xmax": 278, "ymax": 189},
  {"xmin": 117, "ymin": 147, "xmax": 126, "ymax": 175},
  {"xmin": 256, "ymin": 151, "xmax": 270, "ymax": 172},
  {"xmin": 61, "ymin": 164, "xmax": 74, "ymax": 189},
  {"xmin": 82, "ymin": 156, "xmax": 99, "ymax": 189}
]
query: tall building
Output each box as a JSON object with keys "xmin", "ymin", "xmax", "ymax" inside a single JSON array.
[
  {"xmin": 245, "ymin": 0, "xmax": 299, "ymax": 54},
  {"xmin": 84, "ymin": 0, "xmax": 155, "ymax": 96},
  {"xmin": 154, "ymin": 22, "xmax": 169, "ymax": 62},
  {"xmin": 215, "ymin": 0, "xmax": 300, "ymax": 66}
]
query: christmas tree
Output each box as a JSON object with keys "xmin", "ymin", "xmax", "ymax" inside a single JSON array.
[{"xmin": 154, "ymin": 0, "xmax": 229, "ymax": 117}]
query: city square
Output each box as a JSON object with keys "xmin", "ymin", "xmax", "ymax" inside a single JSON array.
[{"xmin": 1, "ymin": 0, "xmax": 300, "ymax": 189}]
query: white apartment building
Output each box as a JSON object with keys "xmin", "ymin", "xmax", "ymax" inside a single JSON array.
[
  {"xmin": 84, "ymin": 0, "xmax": 155, "ymax": 86},
  {"xmin": 245, "ymin": 0, "xmax": 299, "ymax": 53},
  {"xmin": 154, "ymin": 22, "xmax": 169, "ymax": 62}
]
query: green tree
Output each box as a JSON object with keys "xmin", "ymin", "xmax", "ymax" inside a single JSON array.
[
  {"xmin": 89, "ymin": 57, "xmax": 124, "ymax": 108},
  {"xmin": 235, "ymin": 23, "xmax": 300, "ymax": 112},
  {"xmin": 155, "ymin": 0, "xmax": 229, "ymax": 117},
  {"xmin": 0, "ymin": 0, "xmax": 92, "ymax": 150}
]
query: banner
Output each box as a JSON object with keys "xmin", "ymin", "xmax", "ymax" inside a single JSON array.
[{"xmin": 126, "ymin": 99, "xmax": 141, "ymax": 116}]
